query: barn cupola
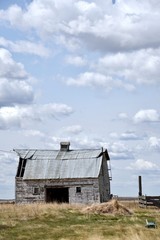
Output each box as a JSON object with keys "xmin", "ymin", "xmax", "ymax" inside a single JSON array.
[{"xmin": 60, "ymin": 142, "xmax": 70, "ymax": 151}]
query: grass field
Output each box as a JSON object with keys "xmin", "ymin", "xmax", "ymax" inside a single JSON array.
[{"xmin": 0, "ymin": 200, "xmax": 160, "ymax": 240}]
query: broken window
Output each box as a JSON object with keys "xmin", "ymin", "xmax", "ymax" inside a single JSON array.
[
  {"xmin": 16, "ymin": 158, "xmax": 27, "ymax": 177},
  {"xmin": 33, "ymin": 187, "xmax": 40, "ymax": 195},
  {"xmin": 76, "ymin": 187, "xmax": 81, "ymax": 193}
]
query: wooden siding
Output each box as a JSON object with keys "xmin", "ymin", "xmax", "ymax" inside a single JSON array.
[
  {"xmin": 15, "ymin": 178, "xmax": 101, "ymax": 204},
  {"xmin": 98, "ymin": 155, "xmax": 111, "ymax": 202}
]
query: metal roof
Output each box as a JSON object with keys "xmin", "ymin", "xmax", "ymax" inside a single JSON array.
[{"xmin": 14, "ymin": 149, "xmax": 104, "ymax": 180}]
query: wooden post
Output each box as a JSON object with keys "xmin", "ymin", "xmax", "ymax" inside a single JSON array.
[{"xmin": 138, "ymin": 176, "xmax": 142, "ymax": 196}]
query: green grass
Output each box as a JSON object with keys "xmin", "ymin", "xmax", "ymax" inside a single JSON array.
[{"xmin": 0, "ymin": 202, "xmax": 160, "ymax": 240}]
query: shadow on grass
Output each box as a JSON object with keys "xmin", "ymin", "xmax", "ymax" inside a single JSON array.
[{"xmin": 0, "ymin": 224, "xmax": 12, "ymax": 230}]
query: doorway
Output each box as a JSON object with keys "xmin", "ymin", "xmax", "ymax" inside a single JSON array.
[{"xmin": 45, "ymin": 187, "xmax": 69, "ymax": 203}]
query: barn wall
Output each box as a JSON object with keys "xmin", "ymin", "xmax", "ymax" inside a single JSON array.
[
  {"xmin": 98, "ymin": 155, "xmax": 111, "ymax": 202},
  {"xmin": 15, "ymin": 178, "xmax": 100, "ymax": 204}
]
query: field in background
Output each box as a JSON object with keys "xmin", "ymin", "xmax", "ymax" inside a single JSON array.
[{"xmin": 0, "ymin": 200, "xmax": 160, "ymax": 240}]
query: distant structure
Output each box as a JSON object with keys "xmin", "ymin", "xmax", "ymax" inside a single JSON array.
[
  {"xmin": 14, "ymin": 142, "xmax": 112, "ymax": 204},
  {"xmin": 138, "ymin": 176, "xmax": 160, "ymax": 208}
]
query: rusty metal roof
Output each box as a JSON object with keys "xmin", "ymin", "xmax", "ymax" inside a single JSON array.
[{"xmin": 14, "ymin": 149, "xmax": 105, "ymax": 179}]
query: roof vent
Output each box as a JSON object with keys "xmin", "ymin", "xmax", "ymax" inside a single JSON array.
[{"xmin": 60, "ymin": 142, "xmax": 70, "ymax": 151}]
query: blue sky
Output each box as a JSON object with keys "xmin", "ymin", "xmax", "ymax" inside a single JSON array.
[{"xmin": 0, "ymin": 0, "xmax": 160, "ymax": 199}]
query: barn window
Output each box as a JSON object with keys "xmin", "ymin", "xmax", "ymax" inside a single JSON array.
[
  {"xmin": 16, "ymin": 158, "xmax": 27, "ymax": 177},
  {"xmin": 76, "ymin": 187, "xmax": 81, "ymax": 193},
  {"xmin": 33, "ymin": 187, "xmax": 40, "ymax": 195}
]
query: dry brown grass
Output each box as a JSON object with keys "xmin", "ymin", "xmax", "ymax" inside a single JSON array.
[
  {"xmin": 0, "ymin": 202, "xmax": 83, "ymax": 225},
  {"xmin": 1, "ymin": 201, "xmax": 160, "ymax": 240},
  {"xmin": 119, "ymin": 200, "xmax": 139, "ymax": 209},
  {"xmin": 83, "ymin": 199, "xmax": 133, "ymax": 215}
]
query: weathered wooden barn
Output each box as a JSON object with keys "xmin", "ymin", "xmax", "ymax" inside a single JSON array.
[{"xmin": 14, "ymin": 142, "xmax": 112, "ymax": 204}]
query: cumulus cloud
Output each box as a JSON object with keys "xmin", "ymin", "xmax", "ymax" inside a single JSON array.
[
  {"xmin": 96, "ymin": 49, "xmax": 160, "ymax": 86},
  {"xmin": 0, "ymin": 79, "xmax": 34, "ymax": 107},
  {"xmin": 0, "ymin": 48, "xmax": 27, "ymax": 79},
  {"xmin": 71, "ymin": 136, "xmax": 110, "ymax": 149},
  {"xmin": 63, "ymin": 125, "xmax": 83, "ymax": 134},
  {"xmin": 110, "ymin": 131, "xmax": 141, "ymax": 141},
  {"xmin": 66, "ymin": 70, "xmax": 136, "ymax": 91},
  {"xmin": 1, "ymin": 0, "xmax": 160, "ymax": 92},
  {"xmin": 129, "ymin": 159, "xmax": 157, "ymax": 170},
  {"xmin": 1, "ymin": 0, "xmax": 160, "ymax": 52},
  {"xmin": 109, "ymin": 141, "xmax": 134, "ymax": 160},
  {"xmin": 0, "ymin": 48, "xmax": 34, "ymax": 106},
  {"xmin": 148, "ymin": 137, "xmax": 160, "ymax": 151},
  {"xmin": 120, "ymin": 131, "xmax": 140, "ymax": 141},
  {"xmin": 0, "ymin": 37, "xmax": 50, "ymax": 57},
  {"xmin": 118, "ymin": 113, "xmax": 129, "ymax": 120},
  {"xmin": 48, "ymin": 135, "xmax": 110, "ymax": 150},
  {"xmin": 66, "ymin": 72, "xmax": 113, "ymax": 90},
  {"xmin": 0, "ymin": 103, "xmax": 73, "ymax": 130},
  {"xmin": 65, "ymin": 55, "xmax": 87, "ymax": 66},
  {"xmin": 134, "ymin": 109, "xmax": 160, "ymax": 123}
]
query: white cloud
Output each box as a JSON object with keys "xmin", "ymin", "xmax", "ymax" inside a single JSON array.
[
  {"xmin": 110, "ymin": 131, "xmax": 140, "ymax": 141},
  {"xmin": 0, "ymin": 48, "xmax": 27, "ymax": 79},
  {"xmin": 0, "ymin": 103, "xmax": 73, "ymax": 130},
  {"xmin": 0, "ymin": 79, "xmax": 34, "ymax": 107},
  {"xmin": 65, "ymin": 55, "xmax": 87, "ymax": 66},
  {"xmin": 63, "ymin": 125, "xmax": 83, "ymax": 134},
  {"xmin": 66, "ymin": 72, "xmax": 113, "ymax": 90},
  {"xmin": 1, "ymin": 0, "xmax": 160, "ymax": 52},
  {"xmin": 40, "ymin": 103, "xmax": 73, "ymax": 116},
  {"xmin": 66, "ymin": 70, "xmax": 136, "ymax": 91},
  {"xmin": 148, "ymin": 137, "xmax": 160, "ymax": 151},
  {"xmin": 0, "ymin": 37, "xmax": 50, "ymax": 57},
  {"xmin": 0, "ymin": 1, "xmax": 79, "ymax": 37},
  {"xmin": 120, "ymin": 131, "xmax": 140, "ymax": 141},
  {"xmin": 96, "ymin": 49, "xmax": 160, "ymax": 87},
  {"xmin": 71, "ymin": 136, "xmax": 109, "ymax": 149},
  {"xmin": 48, "ymin": 135, "xmax": 110, "ymax": 150},
  {"xmin": 118, "ymin": 113, "xmax": 129, "ymax": 120},
  {"xmin": 0, "ymin": 48, "xmax": 34, "ymax": 106},
  {"xmin": 1, "ymin": 0, "xmax": 160, "ymax": 93},
  {"xmin": 134, "ymin": 109, "xmax": 159, "ymax": 123},
  {"xmin": 109, "ymin": 141, "xmax": 134, "ymax": 160},
  {"xmin": 129, "ymin": 159, "xmax": 157, "ymax": 170},
  {"xmin": 76, "ymin": 1, "xmax": 98, "ymax": 14},
  {"xmin": 22, "ymin": 129, "xmax": 45, "ymax": 138}
]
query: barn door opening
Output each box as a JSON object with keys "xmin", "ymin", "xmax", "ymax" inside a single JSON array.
[{"xmin": 45, "ymin": 187, "xmax": 69, "ymax": 203}]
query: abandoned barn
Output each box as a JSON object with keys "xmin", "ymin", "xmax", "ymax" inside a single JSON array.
[{"xmin": 14, "ymin": 142, "xmax": 112, "ymax": 204}]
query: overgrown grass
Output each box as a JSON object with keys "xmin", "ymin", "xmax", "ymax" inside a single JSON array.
[{"xmin": 0, "ymin": 202, "xmax": 160, "ymax": 240}]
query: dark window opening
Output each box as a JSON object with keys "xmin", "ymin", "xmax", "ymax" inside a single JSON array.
[
  {"xmin": 45, "ymin": 187, "xmax": 69, "ymax": 203},
  {"xmin": 16, "ymin": 158, "xmax": 27, "ymax": 177},
  {"xmin": 33, "ymin": 187, "xmax": 40, "ymax": 195},
  {"xmin": 76, "ymin": 187, "xmax": 81, "ymax": 193}
]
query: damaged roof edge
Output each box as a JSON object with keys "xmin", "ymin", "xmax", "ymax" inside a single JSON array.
[
  {"xmin": 97, "ymin": 149, "xmax": 110, "ymax": 160},
  {"xmin": 13, "ymin": 148, "xmax": 110, "ymax": 161}
]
